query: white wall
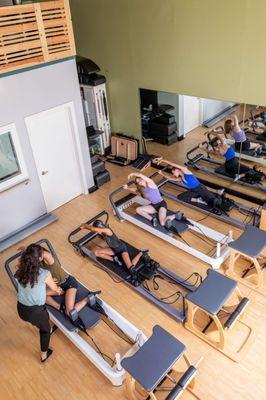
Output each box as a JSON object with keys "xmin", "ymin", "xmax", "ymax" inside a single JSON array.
[
  {"xmin": 202, "ymin": 98, "xmax": 235, "ymax": 121},
  {"xmin": 0, "ymin": 58, "xmax": 94, "ymax": 239}
]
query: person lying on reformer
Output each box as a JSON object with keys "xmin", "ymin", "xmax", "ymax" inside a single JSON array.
[
  {"xmin": 224, "ymin": 114, "xmax": 262, "ymax": 153},
  {"xmin": 19, "ymin": 244, "xmax": 89, "ymax": 317},
  {"xmin": 125, "ymin": 172, "xmax": 176, "ymax": 227},
  {"xmin": 153, "ymin": 158, "xmax": 222, "ymax": 209},
  {"xmin": 80, "ymin": 220, "xmax": 148, "ymax": 276},
  {"xmin": 199, "ymin": 132, "xmax": 262, "ymax": 182}
]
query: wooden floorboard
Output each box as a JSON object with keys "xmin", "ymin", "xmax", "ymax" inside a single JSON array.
[{"xmin": 1, "ymin": 108, "xmax": 266, "ymax": 399}]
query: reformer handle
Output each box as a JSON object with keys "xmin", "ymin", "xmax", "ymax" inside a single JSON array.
[
  {"xmin": 224, "ymin": 297, "xmax": 249, "ymax": 329},
  {"xmin": 165, "ymin": 356, "xmax": 203, "ymax": 400},
  {"xmin": 165, "ymin": 366, "xmax": 197, "ymax": 400},
  {"xmin": 67, "ymin": 210, "xmax": 109, "ymax": 245}
]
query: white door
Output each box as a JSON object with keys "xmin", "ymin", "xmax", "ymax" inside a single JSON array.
[
  {"xmin": 182, "ymin": 95, "xmax": 202, "ymax": 135},
  {"xmin": 26, "ymin": 104, "xmax": 83, "ymax": 212}
]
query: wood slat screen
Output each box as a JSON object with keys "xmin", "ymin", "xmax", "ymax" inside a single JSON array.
[{"xmin": 0, "ymin": 0, "xmax": 75, "ymax": 74}]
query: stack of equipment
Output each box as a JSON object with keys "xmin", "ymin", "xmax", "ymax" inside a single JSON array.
[
  {"xmin": 107, "ymin": 133, "xmax": 139, "ymax": 166},
  {"xmin": 148, "ymin": 111, "xmax": 178, "ymax": 145},
  {"xmin": 90, "ymin": 154, "xmax": 110, "ymax": 192}
]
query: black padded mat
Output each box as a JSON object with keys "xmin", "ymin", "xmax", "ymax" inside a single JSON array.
[
  {"xmin": 134, "ymin": 213, "xmax": 189, "ymax": 235},
  {"xmin": 215, "ymin": 165, "xmax": 236, "ymax": 179},
  {"xmin": 96, "ymin": 241, "xmax": 140, "ymax": 280},
  {"xmin": 47, "ymin": 281, "xmax": 100, "ymax": 331},
  {"xmin": 229, "ymin": 225, "xmax": 266, "ymax": 257},
  {"xmin": 186, "ymin": 269, "xmax": 237, "ymax": 315}
]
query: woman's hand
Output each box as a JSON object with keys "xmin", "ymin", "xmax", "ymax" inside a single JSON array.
[
  {"xmin": 153, "ymin": 157, "xmax": 163, "ymax": 165},
  {"xmin": 80, "ymin": 223, "xmax": 90, "ymax": 230},
  {"xmin": 57, "ymin": 287, "xmax": 64, "ymax": 296},
  {"xmin": 128, "ymin": 173, "xmax": 135, "ymax": 180}
]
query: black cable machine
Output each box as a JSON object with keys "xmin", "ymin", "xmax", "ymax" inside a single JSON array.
[
  {"xmin": 68, "ymin": 210, "xmax": 201, "ymax": 324},
  {"xmin": 68, "ymin": 212, "xmax": 254, "ymax": 362},
  {"xmin": 150, "ymin": 170, "xmax": 263, "ymax": 230},
  {"xmin": 186, "ymin": 142, "xmax": 266, "ymax": 195}
]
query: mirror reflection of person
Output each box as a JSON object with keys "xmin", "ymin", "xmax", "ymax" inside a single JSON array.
[
  {"xmin": 224, "ymin": 114, "xmax": 261, "ymax": 152},
  {"xmin": 200, "ymin": 133, "xmax": 250, "ymax": 181}
]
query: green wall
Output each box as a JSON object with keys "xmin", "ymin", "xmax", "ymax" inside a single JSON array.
[{"xmin": 70, "ymin": 0, "xmax": 266, "ymax": 138}]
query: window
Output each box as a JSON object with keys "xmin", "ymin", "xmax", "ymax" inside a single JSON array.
[{"xmin": 0, "ymin": 124, "xmax": 28, "ymax": 192}]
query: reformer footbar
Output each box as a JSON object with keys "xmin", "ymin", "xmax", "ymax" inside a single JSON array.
[
  {"xmin": 68, "ymin": 211, "xmax": 200, "ymax": 323},
  {"xmin": 227, "ymin": 225, "xmax": 266, "ymax": 296},
  {"xmin": 109, "ymin": 182, "xmax": 233, "ymax": 270},
  {"xmin": 5, "ymin": 239, "xmax": 148, "ymax": 386},
  {"xmin": 69, "ymin": 212, "xmax": 255, "ymax": 362},
  {"xmin": 186, "ymin": 143, "xmax": 266, "ymax": 193},
  {"xmin": 149, "ymin": 170, "xmax": 262, "ymax": 230}
]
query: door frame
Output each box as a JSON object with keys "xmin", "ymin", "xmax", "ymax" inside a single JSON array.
[{"xmin": 25, "ymin": 101, "xmax": 88, "ymax": 207}]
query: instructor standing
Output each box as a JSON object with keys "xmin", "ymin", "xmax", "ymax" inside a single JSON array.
[{"xmin": 15, "ymin": 244, "xmax": 62, "ymax": 362}]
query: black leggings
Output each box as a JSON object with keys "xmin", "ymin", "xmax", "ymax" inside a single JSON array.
[
  {"xmin": 225, "ymin": 158, "xmax": 250, "ymax": 175},
  {"xmin": 189, "ymin": 183, "xmax": 216, "ymax": 205},
  {"xmin": 17, "ymin": 302, "xmax": 50, "ymax": 352}
]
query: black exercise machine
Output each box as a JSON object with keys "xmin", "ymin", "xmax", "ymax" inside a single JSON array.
[
  {"xmin": 68, "ymin": 210, "xmax": 200, "ymax": 323},
  {"xmin": 149, "ymin": 170, "xmax": 262, "ymax": 229},
  {"xmin": 68, "ymin": 211, "xmax": 254, "ymax": 362},
  {"xmin": 5, "ymin": 239, "xmax": 148, "ymax": 386},
  {"xmin": 186, "ymin": 141, "xmax": 266, "ymax": 194}
]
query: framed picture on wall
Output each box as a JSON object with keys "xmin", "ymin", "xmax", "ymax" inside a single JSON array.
[{"xmin": 0, "ymin": 123, "xmax": 28, "ymax": 192}]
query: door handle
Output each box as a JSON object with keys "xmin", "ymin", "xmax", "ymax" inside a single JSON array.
[{"xmin": 41, "ymin": 170, "xmax": 48, "ymax": 175}]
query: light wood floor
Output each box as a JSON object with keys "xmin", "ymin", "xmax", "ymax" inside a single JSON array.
[{"xmin": 1, "ymin": 111, "xmax": 266, "ymax": 400}]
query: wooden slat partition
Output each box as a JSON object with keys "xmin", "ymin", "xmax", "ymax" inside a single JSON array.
[{"xmin": 0, "ymin": 0, "xmax": 76, "ymax": 74}]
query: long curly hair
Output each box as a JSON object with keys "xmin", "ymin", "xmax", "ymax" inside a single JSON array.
[
  {"xmin": 14, "ymin": 244, "xmax": 44, "ymax": 288},
  {"xmin": 224, "ymin": 119, "xmax": 233, "ymax": 134}
]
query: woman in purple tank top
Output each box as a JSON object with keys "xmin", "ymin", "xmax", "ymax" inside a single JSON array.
[
  {"xmin": 224, "ymin": 114, "xmax": 261, "ymax": 152},
  {"xmin": 125, "ymin": 172, "xmax": 175, "ymax": 228}
]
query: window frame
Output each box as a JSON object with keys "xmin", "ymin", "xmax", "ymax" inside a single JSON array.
[{"xmin": 0, "ymin": 123, "xmax": 28, "ymax": 193}]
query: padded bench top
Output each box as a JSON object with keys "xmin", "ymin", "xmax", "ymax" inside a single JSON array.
[
  {"xmin": 134, "ymin": 212, "xmax": 189, "ymax": 235},
  {"xmin": 229, "ymin": 225, "xmax": 266, "ymax": 257},
  {"xmin": 186, "ymin": 269, "xmax": 237, "ymax": 315},
  {"xmin": 121, "ymin": 325, "xmax": 185, "ymax": 392}
]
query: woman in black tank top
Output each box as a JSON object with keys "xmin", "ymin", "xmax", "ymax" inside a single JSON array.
[{"xmin": 80, "ymin": 221, "xmax": 145, "ymax": 274}]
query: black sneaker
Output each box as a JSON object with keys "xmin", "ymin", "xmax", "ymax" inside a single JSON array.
[{"xmin": 41, "ymin": 348, "xmax": 53, "ymax": 363}]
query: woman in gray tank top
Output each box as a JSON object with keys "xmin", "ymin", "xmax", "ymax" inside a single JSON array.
[{"xmin": 15, "ymin": 244, "xmax": 62, "ymax": 362}]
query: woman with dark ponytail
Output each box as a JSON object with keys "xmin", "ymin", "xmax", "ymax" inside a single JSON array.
[{"xmin": 15, "ymin": 244, "xmax": 62, "ymax": 362}]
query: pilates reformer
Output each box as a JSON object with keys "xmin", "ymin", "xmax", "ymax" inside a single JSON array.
[
  {"xmin": 68, "ymin": 213, "xmax": 255, "ymax": 362},
  {"xmin": 150, "ymin": 170, "xmax": 264, "ymax": 230},
  {"xmin": 186, "ymin": 141, "xmax": 266, "ymax": 194},
  {"xmin": 244, "ymin": 108, "xmax": 266, "ymax": 142},
  {"xmin": 206, "ymin": 128, "xmax": 266, "ymax": 166},
  {"xmin": 68, "ymin": 210, "xmax": 200, "ymax": 323},
  {"xmin": 109, "ymin": 182, "xmax": 233, "ymax": 270},
  {"xmin": 5, "ymin": 239, "xmax": 148, "ymax": 387}
]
